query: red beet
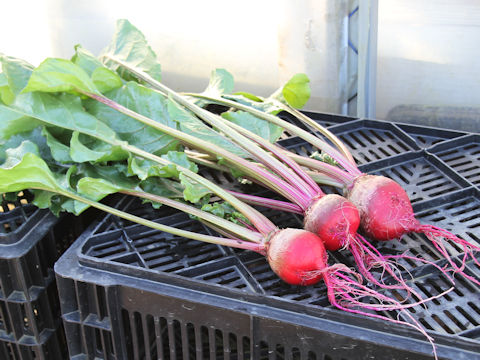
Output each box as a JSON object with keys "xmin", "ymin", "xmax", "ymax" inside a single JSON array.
[
  {"xmin": 347, "ymin": 174, "xmax": 480, "ymax": 285},
  {"xmin": 304, "ymin": 194, "xmax": 360, "ymax": 251},
  {"xmin": 267, "ymin": 228, "xmax": 328, "ymax": 285}
]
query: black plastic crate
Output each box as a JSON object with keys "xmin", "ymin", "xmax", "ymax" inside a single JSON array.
[
  {"xmin": 56, "ymin": 187, "xmax": 480, "ymax": 360},
  {"xmin": 358, "ymin": 151, "xmax": 472, "ymax": 203},
  {"xmin": 0, "ymin": 192, "xmax": 89, "ymax": 359},
  {"xmin": 395, "ymin": 122, "xmax": 467, "ymax": 148},
  {"xmin": 428, "ymin": 134, "xmax": 480, "ymax": 188},
  {"xmin": 277, "ymin": 119, "xmax": 421, "ymax": 166}
]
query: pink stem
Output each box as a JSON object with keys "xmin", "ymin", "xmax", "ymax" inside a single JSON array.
[
  {"xmin": 417, "ymin": 224, "xmax": 480, "ymax": 286},
  {"xmin": 227, "ymin": 190, "xmax": 304, "ymax": 215},
  {"xmin": 322, "ymin": 266, "xmax": 439, "ymax": 359},
  {"xmin": 227, "ymin": 121, "xmax": 322, "ymax": 198},
  {"xmin": 347, "ymin": 234, "xmax": 423, "ymax": 300}
]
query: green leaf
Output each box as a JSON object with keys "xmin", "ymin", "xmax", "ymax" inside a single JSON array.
[
  {"xmin": 140, "ymin": 177, "xmax": 185, "ymax": 200},
  {"xmin": 179, "ymin": 173, "xmax": 211, "ymax": 203},
  {"xmin": 221, "ymin": 111, "xmax": 283, "ymax": 143},
  {"xmin": 42, "ymin": 127, "xmax": 72, "ymax": 163},
  {"xmin": 91, "ymin": 67, "xmax": 123, "ymax": 93},
  {"xmin": 232, "ymin": 91, "xmax": 263, "ymax": 102},
  {"xmin": 71, "ymin": 44, "xmax": 104, "ymax": 76},
  {"xmin": 3, "ymin": 92, "xmax": 121, "ymax": 142},
  {"xmin": 281, "ymin": 73, "xmax": 310, "ymax": 109},
  {"xmin": 85, "ymin": 81, "xmax": 179, "ymax": 155},
  {"xmin": 167, "ymin": 97, "xmax": 248, "ymax": 158},
  {"xmin": 0, "ymin": 54, "xmax": 34, "ymax": 95},
  {"xmin": 0, "ymin": 127, "xmax": 53, "ymax": 164},
  {"xmin": 76, "ymin": 177, "xmax": 122, "ymax": 200},
  {"xmin": 128, "ymin": 151, "xmax": 197, "ymax": 180},
  {"xmin": 75, "ymin": 162, "xmax": 139, "ymax": 190},
  {"xmin": 201, "ymin": 202, "xmax": 249, "ymax": 225},
  {"xmin": 223, "ymin": 93, "xmax": 281, "ymax": 115},
  {"xmin": 203, "ymin": 69, "xmax": 234, "ymax": 96},
  {"xmin": 0, "ymin": 73, "xmax": 14, "ymax": 104},
  {"xmin": 31, "ymin": 189, "xmax": 57, "ymax": 209},
  {"xmin": 101, "ymin": 19, "xmax": 162, "ymax": 82},
  {"xmin": 22, "ymin": 58, "xmax": 99, "ymax": 95},
  {"xmin": 69, "ymin": 132, "xmax": 129, "ymax": 163},
  {"xmin": 0, "ymin": 102, "xmax": 42, "ymax": 141},
  {"xmin": 0, "ymin": 141, "xmax": 62, "ymax": 193}
]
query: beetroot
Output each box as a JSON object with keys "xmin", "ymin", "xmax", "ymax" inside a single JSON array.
[
  {"xmin": 267, "ymin": 228, "xmax": 328, "ymax": 285},
  {"xmin": 304, "ymin": 194, "xmax": 360, "ymax": 251},
  {"xmin": 347, "ymin": 174, "xmax": 480, "ymax": 284}
]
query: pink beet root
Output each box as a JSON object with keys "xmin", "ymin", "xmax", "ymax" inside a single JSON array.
[
  {"xmin": 267, "ymin": 228, "xmax": 328, "ymax": 286},
  {"xmin": 346, "ymin": 174, "xmax": 419, "ymax": 241},
  {"xmin": 304, "ymin": 194, "xmax": 360, "ymax": 251},
  {"xmin": 347, "ymin": 174, "xmax": 480, "ymax": 285},
  {"xmin": 265, "ymin": 228, "xmax": 441, "ymax": 358}
]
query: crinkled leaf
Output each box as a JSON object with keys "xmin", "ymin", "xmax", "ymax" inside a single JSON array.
[
  {"xmin": 0, "ymin": 127, "xmax": 52, "ymax": 164},
  {"xmin": 101, "ymin": 19, "xmax": 162, "ymax": 82},
  {"xmin": 221, "ymin": 111, "xmax": 283, "ymax": 143},
  {"xmin": 85, "ymin": 81, "xmax": 179, "ymax": 155},
  {"xmin": 140, "ymin": 177, "xmax": 185, "ymax": 199},
  {"xmin": 76, "ymin": 177, "xmax": 122, "ymax": 201},
  {"xmin": 167, "ymin": 97, "xmax": 248, "ymax": 158},
  {"xmin": 0, "ymin": 141, "xmax": 63, "ymax": 193},
  {"xmin": 3, "ymin": 92, "xmax": 121, "ymax": 142},
  {"xmin": 22, "ymin": 58, "xmax": 99, "ymax": 95},
  {"xmin": 179, "ymin": 173, "xmax": 211, "ymax": 203},
  {"xmin": 91, "ymin": 67, "xmax": 123, "ymax": 93},
  {"xmin": 74, "ymin": 162, "xmax": 139, "ymax": 190},
  {"xmin": 0, "ymin": 54, "xmax": 34, "ymax": 95},
  {"xmin": 70, "ymin": 132, "xmax": 129, "ymax": 163},
  {"xmin": 42, "ymin": 127, "xmax": 72, "ymax": 163},
  {"xmin": 0, "ymin": 73, "xmax": 14, "ymax": 104},
  {"xmin": 0, "ymin": 101, "xmax": 42, "ymax": 141},
  {"xmin": 279, "ymin": 73, "xmax": 311, "ymax": 109},
  {"xmin": 128, "ymin": 151, "xmax": 197, "ymax": 180},
  {"xmin": 310, "ymin": 151, "xmax": 338, "ymax": 166},
  {"xmin": 71, "ymin": 45, "xmax": 104, "ymax": 76},
  {"xmin": 31, "ymin": 189, "xmax": 56, "ymax": 209},
  {"xmin": 203, "ymin": 69, "xmax": 234, "ymax": 97},
  {"xmin": 201, "ymin": 202, "xmax": 249, "ymax": 225}
]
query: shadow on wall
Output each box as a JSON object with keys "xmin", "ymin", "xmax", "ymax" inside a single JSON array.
[{"xmin": 386, "ymin": 105, "xmax": 480, "ymax": 132}]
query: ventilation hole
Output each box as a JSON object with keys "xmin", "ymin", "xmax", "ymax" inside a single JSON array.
[
  {"xmin": 468, "ymin": 302, "xmax": 480, "ymax": 317},
  {"xmin": 444, "ymin": 310, "xmax": 466, "ymax": 331},
  {"xmin": 292, "ymin": 347, "xmax": 301, "ymax": 360},
  {"xmin": 122, "ymin": 309, "xmax": 134, "ymax": 360},
  {"xmin": 432, "ymin": 314, "xmax": 454, "ymax": 334},
  {"xmin": 159, "ymin": 317, "xmax": 170, "ymax": 360},
  {"xmin": 259, "ymin": 341, "xmax": 269, "ymax": 360},
  {"xmin": 215, "ymin": 329, "xmax": 224, "ymax": 359},
  {"xmin": 95, "ymin": 328, "xmax": 103, "ymax": 356},
  {"xmin": 134, "ymin": 312, "xmax": 145, "ymax": 359},
  {"xmin": 242, "ymin": 336, "xmax": 251, "ymax": 360},
  {"xmin": 173, "ymin": 320, "xmax": 183, "ymax": 360},
  {"xmin": 186, "ymin": 323, "xmax": 196, "ymax": 359},
  {"xmin": 456, "ymin": 306, "xmax": 479, "ymax": 326},
  {"xmin": 275, "ymin": 344, "xmax": 285, "ymax": 359},
  {"xmin": 146, "ymin": 315, "xmax": 157, "ymax": 359},
  {"xmin": 201, "ymin": 326, "xmax": 210, "ymax": 358},
  {"xmin": 419, "ymin": 317, "xmax": 434, "ymax": 331}
]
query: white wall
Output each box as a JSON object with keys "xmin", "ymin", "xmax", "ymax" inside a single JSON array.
[
  {"xmin": 377, "ymin": 0, "xmax": 480, "ymax": 127},
  {"xmin": 1, "ymin": 0, "xmax": 351, "ymax": 114}
]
